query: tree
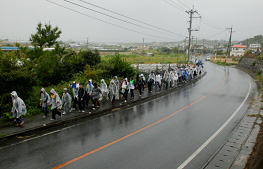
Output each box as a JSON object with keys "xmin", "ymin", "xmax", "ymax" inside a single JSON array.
[
  {"xmin": 30, "ymin": 22, "xmax": 62, "ymax": 48},
  {"xmin": 109, "ymin": 54, "xmax": 136, "ymax": 78},
  {"xmin": 79, "ymin": 50, "xmax": 101, "ymax": 67}
]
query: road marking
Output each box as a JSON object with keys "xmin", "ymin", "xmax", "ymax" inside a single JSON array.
[
  {"xmin": 53, "ymin": 73, "xmax": 227, "ymax": 169},
  {"xmin": 177, "ymin": 80, "xmax": 251, "ymax": 169}
]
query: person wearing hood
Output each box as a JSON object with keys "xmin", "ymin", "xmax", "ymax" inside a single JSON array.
[
  {"xmin": 163, "ymin": 70, "xmax": 170, "ymax": 90},
  {"xmin": 114, "ymin": 76, "xmax": 120, "ymax": 100},
  {"xmin": 10, "ymin": 91, "xmax": 27, "ymax": 127},
  {"xmin": 62, "ymin": 88, "xmax": 72, "ymax": 115},
  {"xmin": 170, "ymin": 70, "xmax": 175, "ymax": 87},
  {"xmin": 78, "ymin": 83, "xmax": 86, "ymax": 113},
  {"xmin": 199, "ymin": 64, "xmax": 202, "ymax": 75},
  {"xmin": 109, "ymin": 80, "xmax": 117, "ymax": 104},
  {"xmin": 140, "ymin": 74, "xmax": 145, "ymax": 91},
  {"xmin": 40, "ymin": 88, "xmax": 50, "ymax": 118},
  {"xmin": 122, "ymin": 78, "xmax": 129, "ymax": 102},
  {"xmin": 155, "ymin": 72, "xmax": 162, "ymax": 90},
  {"xmin": 174, "ymin": 69, "xmax": 179, "ymax": 85},
  {"xmin": 193, "ymin": 66, "xmax": 197, "ymax": 78},
  {"xmin": 100, "ymin": 79, "xmax": 109, "ymax": 101},
  {"xmin": 138, "ymin": 75, "xmax": 144, "ymax": 96},
  {"xmin": 184, "ymin": 69, "xmax": 188, "ymax": 82},
  {"xmin": 69, "ymin": 81, "xmax": 79, "ymax": 110},
  {"xmin": 189, "ymin": 67, "xmax": 193, "ymax": 80},
  {"xmin": 129, "ymin": 77, "xmax": 135, "ymax": 99},
  {"xmin": 148, "ymin": 71, "xmax": 155, "ymax": 92},
  {"xmin": 90, "ymin": 83, "xmax": 103, "ymax": 109},
  {"xmin": 50, "ymin": 89, "xmax": 62, "ymax": 120},
  {"xmin": 86, "ymin": 79, "xmax": 94, "ymax": 107}
]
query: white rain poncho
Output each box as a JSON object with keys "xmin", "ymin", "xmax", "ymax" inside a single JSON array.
[
  {"xmin": 148, "ymin": 73, "xmax": 155, "ymax": 83},
  {"xmin": 164, "ymin": 70, "xmax": 170, "ymax": 82},
  {"xmin": 170, "ymin": 71, "xmax": 176, "ymax": 86},
  {"xmin": 40, "ymin": 88, "xmax": 50, "ymax": 107},
  {"xmin": 69, "ymin": 81, "xmax": 79, "ymax": 99},
  {"xmin": 50, "ymin": 89, "xmax": 62, "ymax": 110},
  {"xmin": 174, "ymin": 70, "xmax": 178, "ymax": 81},
  {"xmin": 86, "ymin": 79, "xmax": 93, "ymax": 94},
  {"xmin": 155, "ymin": 74, "xmax": 162, "ymax": 85},
  {"xmin": 141, "ymin": 74, "xmax": 146, "ymax": 81},
  {"xmin": 121, "ymin": 78, "xmax": 129, "ymax": 93},
  {"xmin": 109, "ymin": 80, "xmax": 117, "ymax": 102},
  {"xmin": 91, "ymin": 86, "xmax": 102, "ymax": 100},
  {"xmin": 11, "ymin": 91, "xmax": 27, "ymax": 118},
  {"xmin": 114, "ymin": 76, "xmax": 120, "ymax": 100},
  {"xmin": 129, "ymin": 79, "xmax": 135, "ymax": 90},
  {"xmin": 100, "ymin": 79, "xmax": 109, "ymax": 100},
  {"xmin": 62, "ymin": 88, "xmax": 72, "ymax": 105}
]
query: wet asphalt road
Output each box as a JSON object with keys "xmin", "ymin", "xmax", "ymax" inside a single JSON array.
[{"xmin": 0, "ymin": 61, "xmax": 256, "ymax": 169}]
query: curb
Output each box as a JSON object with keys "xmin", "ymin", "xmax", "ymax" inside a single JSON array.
[{"xmin": 203, "ymin": 66, "xmax": 261, "ymax": 168}]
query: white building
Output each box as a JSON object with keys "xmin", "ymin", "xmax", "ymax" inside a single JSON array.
[
  {"xmin": 230, "ymin": 45, "xmax": 247, "ymax": 57},
  {"xmin": 249, "ymin": 44, "xmax": 261, "ymax": 52}
]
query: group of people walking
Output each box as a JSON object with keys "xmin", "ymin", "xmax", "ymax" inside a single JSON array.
[{"xmin": 10, "ymin": 63, "xmax": 203, "ymax": 126}]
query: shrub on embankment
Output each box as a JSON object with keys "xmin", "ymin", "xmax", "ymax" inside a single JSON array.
[{"xmin": 0, "ymin": 48, "xmax": 136, "ymax": 122}]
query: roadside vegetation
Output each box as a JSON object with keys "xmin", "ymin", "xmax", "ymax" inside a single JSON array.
[{"xmin": 0, "ymin": 23, "xmax": 136, "ymax": 122}]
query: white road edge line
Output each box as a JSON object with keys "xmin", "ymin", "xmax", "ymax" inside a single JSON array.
[{"xmin": 177, "ymin": 80, "xmax": 252, "ymax": 169}]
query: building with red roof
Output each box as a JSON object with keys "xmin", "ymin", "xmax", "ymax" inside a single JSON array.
[{"xmin": 230, "ymin": 45, "xmax": 247, "ymax": 57}]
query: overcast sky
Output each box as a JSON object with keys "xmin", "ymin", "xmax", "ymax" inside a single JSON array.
[{"xmin": 1, "ymin": 0, "xmax": 262, "ymax": 43}]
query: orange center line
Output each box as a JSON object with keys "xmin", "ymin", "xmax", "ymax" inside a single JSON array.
[{"xmin": 53, "ymin": 73, "xmax": 226, "ymax": 169}]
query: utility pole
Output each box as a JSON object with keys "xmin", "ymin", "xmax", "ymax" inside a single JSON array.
[
  {"xmin": 191, "ymin": 36, "xmax": 194, "ymax": 59},
  {"xmin": 202, "ymin": 39, "xmax": 204, "ymax": 56},
  {"xmin": 215, "ymin": 40, "xmax": 217, "ymax": 61},
  {"xmin": 186, "ymin": 6, "xmax": 200, "ymax": 65},
  {"xmin": 142, "ymin": 38, "xmax": 145, "ymax": 55},
  {"xmin": 177, "ymin": 44, "xmax": 179, "ymax": 66},
  {"xmin": 226, "ymin": 26, "xmax": 233, "ymax": 64},
  {"xmin": 184, "ymin": 38, "xmax": 187, "ymax": 62},
  {"xmin": 86, "ymin": 37, "xmax": 89, "ymax": 49}
]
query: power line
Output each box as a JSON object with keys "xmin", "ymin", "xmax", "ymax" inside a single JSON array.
[
  {"xmin": 172, "ymin": 0, "xmax": 191, "ymax": 9},
  {"xmin": 45, "ymin": 0, "xmax": 178, "ymax": 41},
  {"xmin": 168, "ymin": 0, "xmax": 187, "ymax": 11},
  {"xmin": 63, "ymin": 0, "xmax": 185, "ymax": 37},
  {"xmin": 197, "ymin": 17, "xmax": 224, "ymax": 30},
  {"xmin": 79, "ymin": 0, "xmax": 183, "ymax": 37},
  {"xmin": 198, "ymin": 29, "xmax": 227, "ymax": 39},
  {"xmin": 163, "ymin": 0, "xmax": 186, "ymax": 12}
]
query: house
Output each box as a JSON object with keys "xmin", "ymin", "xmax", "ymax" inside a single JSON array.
[
  {"xmin": 230, "ymin": 45, "xmax": 247, "ymax": 57},
  {"xmin": 249, "ymin": 44, "xmax": 261, "ymax": 53}
]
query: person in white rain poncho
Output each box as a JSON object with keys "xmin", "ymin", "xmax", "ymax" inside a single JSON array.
[
  {"xmin": 40, "ymin": 88, "xmax": 50, "ymax": 118},
  {"xmin": 193, "ymin": 66, "xmax": 197, "ymax": 78},
  {"xmin": 141, "ymin": 74, "xmax": 146, "ymax": 91},
  {"xmin": 11, "ymin": 91, "xmax": 27, "ymax": 127},
  {"xmin": 50, "ymin": 89, "xmax": 62, "ymax": 120},
  {"xmin": 163, "ymin": 70, "xmax": 170, "ymax": 90},
  {"xmin": 69, "ymin": 81, "xmax": 79, "ymax": 110},
  {"xmin": 109, "ymin": 80, "xmax": 117, "ymax": 104},
  {"xmin": 148, "ymin": 71, "xmax": 155, "ymax": 92},
  {"xmin": 199, "ymin": 65, "xmax": 203, "ymax": 75},
  {"xmin": 114, "ymin": 76, "xmax": 120, "ymax": 100},
  {"xmin": 90, "ymin": 83, "xmax": 103, "ymax": 110},
  {"xmin": 155, "ymin": 72, "xmax": 162, "ymax": 90},
  {"xmin": 174, "ymin": 69, "xmax": 179, "ymax": 84},
  {"xmin": 62, "ymin": 88, "xmax": 72, "ymax": 115},
  {"xmin": 122, "ymin": 78, "xmax": 129, "ymax": 102},
  {"xmin": 100, "ymin": 79, "xmax": 109, "ymax": 101},
  {"xmin": 86, "ymin": 79, "xmax": 94, "ymax": 107},
  {"xmin": 170, "ymin": 70, "xmax": 176, "ymax": 87}
]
